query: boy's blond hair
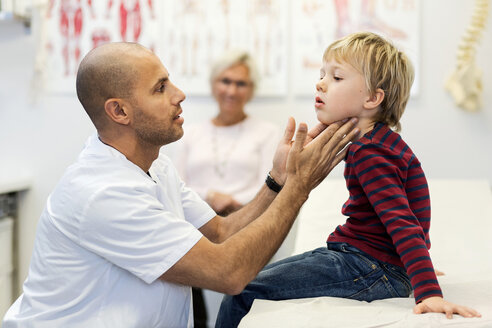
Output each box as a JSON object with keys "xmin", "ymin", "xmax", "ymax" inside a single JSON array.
[{"xmin": 323, "ymin": 32, "xmax": 414, "ymax": 132}]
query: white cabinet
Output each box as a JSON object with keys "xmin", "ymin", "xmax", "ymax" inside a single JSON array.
[
  {"xmin": 0, "ymin": 216, "xmax": 13, "ymax": 319},
  {"xmin": 0, "ymin": 175, "xmax": 31, "ymax": 319}
]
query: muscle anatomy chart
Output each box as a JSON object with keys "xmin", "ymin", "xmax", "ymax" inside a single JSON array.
[
  {"xmin": 37, "ymin": 0, "xmax": 161, "ymax": 93},
  {"xmin": 161, "ymin": 0, "xmax": 288, "ymax": 96},
  {"xmin": 44, "ymin": 0, "xmax": 95, "ymax": 77},
  {"xmin": 35, "ymin": 0, "xmax": 418, "ymax": 97},
  {"xmin": 291, "ymin": 0, "xmax": 420, "ymax": 95}
]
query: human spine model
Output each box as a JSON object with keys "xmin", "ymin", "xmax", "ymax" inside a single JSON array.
[{"xmin": 445, "ymin": 0, "xmax": 490, "ymax": 112}]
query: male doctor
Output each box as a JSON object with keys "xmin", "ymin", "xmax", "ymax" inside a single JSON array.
[{"xmin": 3, "ymin": 42, "xmax": 359, "ymax": 327}]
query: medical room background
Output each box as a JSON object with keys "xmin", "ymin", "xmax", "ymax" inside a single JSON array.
[{"xmin": 0, "ymin": 0, "xmax": 491, "ymax": 323}]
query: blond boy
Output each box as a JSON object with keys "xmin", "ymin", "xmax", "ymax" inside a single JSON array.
[{"xmin": 216, "ymin": 32, "xmax": 480, "ymax": 327}]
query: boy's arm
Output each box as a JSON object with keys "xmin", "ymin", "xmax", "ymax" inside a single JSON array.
[
  {"xmin": 352, "ymin": 145, "xmax": 480, "ymax": 318},
  {"xmin": 351, "ymin": 145, "xmax": 441, "ymax": 302}
]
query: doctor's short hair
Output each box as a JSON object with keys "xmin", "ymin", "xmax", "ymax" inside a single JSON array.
[
  {"xmin": 323, "ymin": 32, "xmax": 414, "ymax": 132},
  {"xmin": 209, "ymin": 49, "xmax": 260, "ymax": 93}
]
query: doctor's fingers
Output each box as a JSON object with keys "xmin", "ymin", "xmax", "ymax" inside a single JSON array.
[
  {"xmin": 306, "ymin": 117, "xmax": 358, "ymax": 152},
  {"xmin": 324, "ymin": 142, "xmax": 351, "ymax": 174},
  {"xmin": 291, "ymin": 122, "xmax": 309, "ymax": 153},
  {"xmin": 305, "ymin": 122, "xmax": 328, "ymax": 146},
  {"xmin": 321, "ymin": 118, "xmax": 359, "ymax": 155},
  {"xmin": 280, "ymin": 117, "xmax": 296, "ymax": 145}
]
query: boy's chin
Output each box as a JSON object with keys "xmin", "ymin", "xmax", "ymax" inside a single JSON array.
[
  {"xmin": 315, "ymin": 114, "xmax": 331, "ymax": 125},
  {"xmin": 316, "ymin": 116, "xmax": 335, "ymax": 126},
  {"xmin": 316, "ymin": 114, "xmax": 350, "ymax": 126}
]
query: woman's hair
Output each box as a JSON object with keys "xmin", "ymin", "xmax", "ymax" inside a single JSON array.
[
  {"xmin": 209, "ymin": 49, "xmax": 260, "ymax": 93},
  {"xmin": 323, "ymin": 32, "xmax": 414, "ymax": 132}
]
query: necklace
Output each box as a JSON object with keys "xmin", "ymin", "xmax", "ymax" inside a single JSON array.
[{"xmin": 211, "ymin": 120, "xmax": 245, "ymax": 178}]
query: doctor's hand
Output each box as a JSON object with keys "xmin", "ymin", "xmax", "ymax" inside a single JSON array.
[
  {"xmin": 283, "ymin": 118, "xmax": 359, "ymax": 196},
  {"xmin": 270, "ymin": 117, "xmax": 356, "ymax": 186},
  {"xmin": 270, "ymin": 117, "xmax": 296, "ymax": 185},
  {"xmin": 414, "ymin": 296, "xmax": 481, "ymax": 319}
]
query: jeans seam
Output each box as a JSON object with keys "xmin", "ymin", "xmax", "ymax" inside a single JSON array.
[
  {"xmin": 350, "ymin": 253, "xmax": 379, "ymax": 282},
  {"xmin": 332, "ymin": 248, "xmax": 380, "ymax": 282},
  {"xmin": 385, "ymin": 268, "xmax": 412, "ymax": 295},
  {"xmin": 381, "ymin": 274, "xmax": 400, "ymax": 298},
  {"xmin": 348, "ymin": 274, "xmax": 399, "ymax": 300},
  {"xmin": 354, "ymin": 253, "xmax": 376, "ymax": 268},
  {"xmin": 263, "ymin": 278, "xmax": 366, "ymax": 299}
]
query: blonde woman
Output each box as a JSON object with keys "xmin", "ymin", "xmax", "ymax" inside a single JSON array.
[
  {"xmin": 177, "ymin": 50, "xmax": 280, "ymax": 216},
  {"xmin": 176, "ymin": 50, "xmax": 280, "ymax": 327}
]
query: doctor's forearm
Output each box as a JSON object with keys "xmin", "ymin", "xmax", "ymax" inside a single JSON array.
[
  {"xmin": 211, "ymin": 183, "xmax": 278, "ymax": 243},
  {"xmin": 216, "ymin": 179, "xmax": 308, "ymax": 294}
]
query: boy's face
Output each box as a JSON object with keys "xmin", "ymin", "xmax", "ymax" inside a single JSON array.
[{"xmin": 315, "ymin": 58, "xmax": 370, "ymax": 125}]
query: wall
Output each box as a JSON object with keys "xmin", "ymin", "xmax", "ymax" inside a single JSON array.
[{"xmin": 0, "ymin": 0, "xmax": 491, "ymax": 300}]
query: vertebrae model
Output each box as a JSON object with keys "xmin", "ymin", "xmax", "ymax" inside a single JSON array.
[{"xmin": 445, "ymin": 0, "xmax": 490, "ymax": 112}]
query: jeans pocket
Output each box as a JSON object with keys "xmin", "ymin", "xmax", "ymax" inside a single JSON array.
[
  {"xmin": 349, "ymin": 274, "xmax": 400, "ymax": 301},
  {"xmin": 353, "ymin": 253, "xmax": 378, "ymax": 271},
  {"xmin": 339, "ymin": 244, "xmax": 378, "ymax": 275},
  {"xmin": 382, "ymin": 265, "xmax": 412, "ymax": 297}
]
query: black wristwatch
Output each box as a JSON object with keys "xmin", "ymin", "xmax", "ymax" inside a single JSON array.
[{"xmin": 265, "ymin": 172, "xmax": 283, "ymax": 193}]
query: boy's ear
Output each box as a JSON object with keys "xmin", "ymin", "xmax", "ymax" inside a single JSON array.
[
  {"xmin": 364, "ymin": 88, "xmax": 385, "ymax": 110},
  {"xmin": 104, "ymin": 98, "xmax": 131, "ymax": 125}
]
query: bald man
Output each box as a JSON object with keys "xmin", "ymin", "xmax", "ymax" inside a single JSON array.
[{"xmin": 2, "ymin": 43, "xmax": 359, "ymax": 328}]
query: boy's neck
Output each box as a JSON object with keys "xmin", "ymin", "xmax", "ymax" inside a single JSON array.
[{"xmin": 356, "ymin": 117, "xmax": 376, "ymax": 138}]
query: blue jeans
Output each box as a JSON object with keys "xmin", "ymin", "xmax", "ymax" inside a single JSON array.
[{"xmin": 215, "ymin": 243, "xmax": 412, "ymax": 328}]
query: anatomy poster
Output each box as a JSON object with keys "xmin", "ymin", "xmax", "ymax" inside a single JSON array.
[
  {"xmin": 160, "ymin": 0, "xmax": 289, "ymax": 96},
  {"xmin": 292, "ymin": 0, "xmax": 420, "ymax": 96},
  {"xmin": 36, "ymin": 0, "xmax": 418, "ymax": 97},
  {"xmin": 38, "ymin": 0, "xmax": 162, "ymax": 94}
]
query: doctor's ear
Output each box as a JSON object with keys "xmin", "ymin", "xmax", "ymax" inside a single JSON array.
[
  {"xmin": 364, "ymin": 88, "xmax": 385, "ymax": 110},
  {"xmin": 104, "ymin": 99, "xmax": 130, "ymax": 125}
]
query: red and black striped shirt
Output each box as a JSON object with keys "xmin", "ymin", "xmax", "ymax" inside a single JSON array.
[{"xmin": 328, "ymin": 123, "xmax": 442, "ymax": 303}]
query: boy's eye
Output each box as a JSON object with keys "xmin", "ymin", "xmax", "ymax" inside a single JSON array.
[
  {"xmin": 157, "ymin": 84, "xmax": 165, "ymax": 92},
  {"xmin": 333, "ymin": 76, "xmax": 342, "ymax": 81}
]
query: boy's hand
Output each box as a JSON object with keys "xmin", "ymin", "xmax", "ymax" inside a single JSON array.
[{"xmin": 413, "ymin": 296, "xmax": 481, "ymax": 319}]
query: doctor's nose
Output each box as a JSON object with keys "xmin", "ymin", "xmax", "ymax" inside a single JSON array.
[{"xmin": 170, "ymin": 83, "xmax": 186, "ymax": 105}]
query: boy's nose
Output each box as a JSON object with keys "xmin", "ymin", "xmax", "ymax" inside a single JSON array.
[{"xmin": 316, "ymin": 80, "xmax": 326, "ymax": 92}]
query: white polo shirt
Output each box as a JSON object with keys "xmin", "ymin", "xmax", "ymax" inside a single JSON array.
[{"xmin": 3, "ymin": 133, "xmax": 216, "ymax": 328}]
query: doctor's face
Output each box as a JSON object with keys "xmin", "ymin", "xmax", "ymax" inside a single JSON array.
[{"xmin": 129, "ymin": 53, "xmax": 186, "ymax": 146}]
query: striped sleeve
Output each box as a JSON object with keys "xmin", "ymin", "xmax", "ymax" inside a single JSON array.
[{"xmin": 350, "ymin": 144, "xmax": 442, "ymax": 303}]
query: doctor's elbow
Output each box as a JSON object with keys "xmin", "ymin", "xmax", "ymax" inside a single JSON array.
[
  {"xmin": 221, "ymin": 277, "xmax": 248, "ymax": 295},
  {"xmin": 217, "ymin": 266, "xmax": 251, "ymax": 295}
]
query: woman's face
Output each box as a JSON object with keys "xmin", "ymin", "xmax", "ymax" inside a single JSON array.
[{"xmin": 212, "ymin": 64, "xmax": 253, "ymax": 115}]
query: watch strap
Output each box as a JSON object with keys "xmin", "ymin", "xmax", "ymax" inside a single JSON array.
[{"xmin": 265, "ymin": 172, "xmax": 283, "ymax": 193}]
